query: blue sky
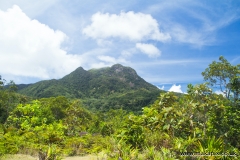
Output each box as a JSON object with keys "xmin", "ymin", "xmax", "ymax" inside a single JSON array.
[{"xmin": 0, "ymin": 0, "xmax": 240, "ymax": 93}]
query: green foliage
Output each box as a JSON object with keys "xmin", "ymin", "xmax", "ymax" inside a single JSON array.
[
  {"xmin": 6, "ymin": 100, "xmax": 55, "ymax": 129},
  {"xmin": 115, "ymin": 81, "xmax": 239, "ymax": 159},
  {"xmin": 0, "ymin": 76, "xmax": 29, "ymax": 123},
  {"xmin": 201, "ymin": 57, "xmax": 240, "ymax": 149},
  {"xmin": 143, "ymin": 147, "xmax": 176, "ymax": 160},
  {"xmin": 202, "ymin": 56, "xmax": 240, "ymax": 100},
  {"xmin": 195, "ymin": 136, "xmax": 225, "ymax": 160},
  {"xmin": 116, "ymin": 142, "xmax": 139, "ymax": 160},
  {"xmin": 40, "ymin": 96, "xmax": 69, "ymax": 120},
  {"xmin": 63, "ymin": 100, "xmax": 94, "ymax": 136},
  {"xmin": 2, "ymin": 100, "xmax": 67, "ymax": 159},
  {"xmin": 118, "ymin": 114, "xmax": 146, "ymax": 149},
  {"xmin": 196, "ymin": 136, "xmax": 224, "ymax": 153},
  {"xmin": 2, "ymin": 128, "xmax": 24, "ymax": 154},
  {"xmin": 45, "ymin": 145, "xmax": 62, "ymax": 160},
  {"xmin": 95, "ymin": 109, "xmax": 128, "ymax": 136},
  {"xmin": 219, "ymin": 102, "xmax": 240, "ymax": 149},
  {"xmin": 1, "ymin": 58, "xmax": 240, "ymax": 159},
  {"xmin": 17, "ymin": 64, "xmax": 162, "ymax": 112}
]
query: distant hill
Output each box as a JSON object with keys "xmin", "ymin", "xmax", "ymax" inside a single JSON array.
[{"xmin": 18, "ymin": 64, "xmax": 164, "ymax": 111}]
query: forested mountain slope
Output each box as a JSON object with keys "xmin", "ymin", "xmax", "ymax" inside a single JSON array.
[{"xmin": 18, "ymin": 64, "xmax": 163, "ymax": 111}]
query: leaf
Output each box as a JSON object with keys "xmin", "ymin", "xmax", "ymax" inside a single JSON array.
[{"xmin": 163, "ymin": 124, "xmax": 170, "ymax": 130}]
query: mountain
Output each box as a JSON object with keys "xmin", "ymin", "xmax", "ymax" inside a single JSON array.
[{"xmin": 18, "ymin": 64, "xmax": 164, "ymax": 111}]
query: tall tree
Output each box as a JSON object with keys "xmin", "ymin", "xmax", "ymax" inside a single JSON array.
[
  {"xmin": 202, "ymin": 56, "xmax": 240, "ymax": 100},
  {"xmin": 0, "ymin": 75, "xmax": 5, "ymax": 89},
  {"xmin": 202, "ymin": 57, "xmax": 240, "ymax": 149},
  {"xmin": 0, "ymin": 76, "xmax": 23, "ymax": 123}
]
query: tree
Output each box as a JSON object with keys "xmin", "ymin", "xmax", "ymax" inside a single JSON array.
[
  {"xmin": 230, "ymin": 75, "xmax": 240, "ymax": 101},
  {"xmin": 40, "ymin": 96, "xmax": 69, "ymax": 121},
  {"xmin": 6, "ymin": 100, "xmax": 55, "ymax": 129},
  {"xmin": 0, "ymin": 76, "xmax": 25, "ymax": 123},
  {"xmin": 202, "ymin": 56, "xmax": 240, "ymax": 100},
  {"xmin": 0, "ymin": 75, "xmax": 5, "ymax": 89},
  {"xmin": 202, "ymin": 57, "xmax": 240, "ymax": 149},
  {"xmin": 63, "ymin": 100, "xmax": 94, "ymax": 136},
  {"xmin": 4, "ymin": 100, "xmax": 66, "ymax": 159}
]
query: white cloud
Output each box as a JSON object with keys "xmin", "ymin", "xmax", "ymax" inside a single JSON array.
[
  {"xmin": 82, "ymin": 11, "xmax": 171, "ymax": 42},
  {"xmin": 169, "ymin": 24, "xmax": 214, "ymax": 47},
  {"xmin": 168, "ymin": 84, "xmax": 183, "ymax": 93},
  {"xmin": 98, "ymin": 55, "xmax": 118, "ymax": 64},
  {"xmin": 0, "ymin": 0, "xmax": 59, "ymax": 18},
  {"xmin": 215, "ymin": 90, "xmax": 225, "ymax": 96},
  {"xmin": 0, "ymin": 5, "xmax": 83, "ymax": 79},
  {"xmin": 157, "ymin": 85, "xmax": 164, "ymax": 90},
  {"xmin": 120, "ymin": 47, "xmax": 138, "ymax": 58},
  {"xmin": 136, "ymin": 43, "xmax": 161, "ymax": 57},
  {"xmin": 92, "ymin": 55, "xmax": 127, "ymax": 68},
  {"xmin": 121, "ymin": 50, "xmax": 133, "ymax": 58},
  {"xmin": 133, "ymin": 59, "xmax": 205, "ymax": 66},
  {"xmin": 97, "ymin": 39, "xmax": 113, "ymax": 47},
  {"xmin": 90, "ymin": 62, "xmax": 109, "ymax": 69},
  {"xmin": 146, "ymin": 1, "xmax": 240, "ymax": 47}
]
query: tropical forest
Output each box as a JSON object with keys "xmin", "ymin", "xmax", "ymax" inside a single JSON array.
[{"xmin": 0, "ymin": 56, "xmax": 239, "ymax": 160}]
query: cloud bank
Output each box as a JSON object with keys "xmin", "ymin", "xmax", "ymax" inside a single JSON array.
[{"xmin": 0, "ymin": 5, "xmax": 82, "ymax": 79}]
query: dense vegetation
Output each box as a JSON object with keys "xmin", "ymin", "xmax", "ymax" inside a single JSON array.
[
  {"xmin": 0, "ymin": 56, "xmax": 239, "ymax": 160},
  {"xmin": 17, "ymin": 64, "xmax": 162, "ymax": 112}
]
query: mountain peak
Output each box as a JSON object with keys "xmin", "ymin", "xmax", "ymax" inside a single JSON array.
[
  {"xmin": 18, "ymin": 64, "xmax": 162, "ymax": 111},
  {"xmin": 67, "ymin": 66, "xmax": 87, "ymax": 76},
  {"xmin": 61, "ymin": 66, "xmax": 89, "ymax": 84},
  {"xmin": 75, "ymin": 66, "xmax": 86, "ymax": 72},
  {"xmin": 111, "ymin": 64, "xmax": 124, "ymax": 74},
  {"xmin": 111, "ymin": 64, "xmax": 123, "ymax": 69}
]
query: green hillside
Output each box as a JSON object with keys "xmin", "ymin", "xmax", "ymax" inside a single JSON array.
[
  {"xmin": 1, "ymin": 56, "xmax": 239, "ymax": 159},
  {"xmin": 18, "ymin": 64, "xmax": 163, "ymax": 111}
]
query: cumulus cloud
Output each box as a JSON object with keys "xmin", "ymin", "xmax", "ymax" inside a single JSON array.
[
  {"xmin": 0, "ymin": 5, "xmax": 83, "ymax": 79},
  {"xmin": 82, "ymin": 11, "xmax": 171, "ymax": 42},
  {"xmin": 136, "ymin": 43, "xmax": 161, "ymax": 58},
  {"xmin": 168, "ymin": 84, "xmax": 183, "ymax": 93}
]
